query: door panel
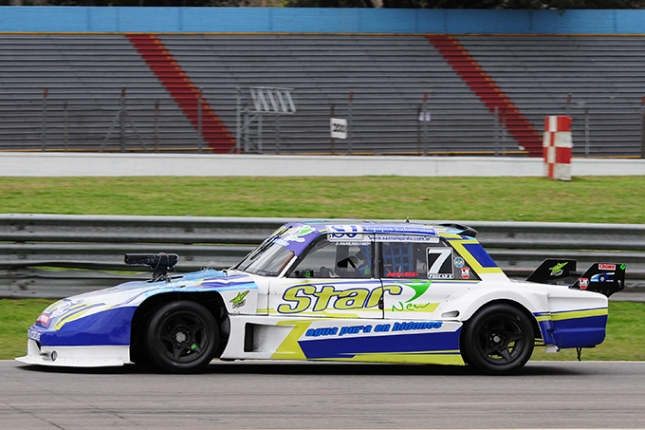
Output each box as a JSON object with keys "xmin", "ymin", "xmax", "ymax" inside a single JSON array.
[
  {"xmin": 269, "ymin": 278, "xmax": 384, "ymax": 318},
  {"xmin": 269, "ymin": 236, "xmax": 382, "ymax": 318}
]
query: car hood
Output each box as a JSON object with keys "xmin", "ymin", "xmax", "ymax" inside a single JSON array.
[{"xmin": 35, "ymin": 269, "xmax": 258, "ymax": 331}]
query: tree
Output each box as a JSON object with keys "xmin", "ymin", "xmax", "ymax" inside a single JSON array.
[{"xmin": 2, "ymin": 0, "xmax": 643, "ymax": 7}]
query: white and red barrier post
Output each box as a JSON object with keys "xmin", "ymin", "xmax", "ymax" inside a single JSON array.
[{"xmin": 543, "ymin": 115, "xmax": 572, "ymax": 181}]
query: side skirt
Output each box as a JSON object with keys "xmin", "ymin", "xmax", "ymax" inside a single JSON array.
[{"xmin": 221, "ymin": 315, "xmax": 464, "ymax": 366}]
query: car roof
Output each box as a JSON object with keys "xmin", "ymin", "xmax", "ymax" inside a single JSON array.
[{"xmin": 295, "ymin": 220, "xmax": 475, "ymax": 238}]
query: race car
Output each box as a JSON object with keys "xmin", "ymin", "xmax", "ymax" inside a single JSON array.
[{"xmin": 16, "ymin": 221, "xmax": 625, "ymax": 375}]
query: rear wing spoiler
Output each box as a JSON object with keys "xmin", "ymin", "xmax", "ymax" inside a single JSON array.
[{"xmin": 526, "ymin": 259, "xmax": 626, "ymax": 297}]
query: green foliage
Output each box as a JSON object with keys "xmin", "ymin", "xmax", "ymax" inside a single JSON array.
[
  {"xmin": 1, "ymin": 0, "xmax": 644, "ymax": 7},
  {"xmin": 1, "ymin": 0, "xmax": 283, "ymax": 5},
  {"xmin": 285, "ymin": 0, "xmax": 369, "ymax": 6},
  {"xmin": 380, "ymin": 0, "xmax": 645, "ymax": 8}
]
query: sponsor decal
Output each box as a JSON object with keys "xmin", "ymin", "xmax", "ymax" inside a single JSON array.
[
  {"xmin": 392, "ymin": 321, "xmax": 443, "ymax": 331},
  {"xmin": 454, "ymin": 257, "xmax": 465, "ymax": 268},
  {"xmin": 36, "ymin": 314, "xmax": 51, "ymax": 325},
  {"xmin": 28, "ymin": 329, "xmax": 41, "ymax": 342},
  {"xmin": 386, "ymin": 271, "xmax": 419, "ymax": 278},
  {"xmin": 549, "ymin": 262, "xmax": 568, "ymax": 277},
  {"xmin": 327, "ymin": 225, "xmax": 364, "ymax": 241},
  {"xmin": 374, "ymin": 235, "xmax": 438, "ymax": 243},
  {"xmin": 279, "ymin": 225, "xmax": 317, "ymax": 244},
  {"xmin": 391, "ymin": 280, "xmax": 436, "ymax": 312},
  {"xmin": 428, "ymin": 273, "xmax": 454, "ymax": 279},
  {"xmin": 326, "ymin": 225, "xmax": 439, "ymax": 242},
  {"xmin": 403, "ymin": 280, "xmax": 432, "ymax": 302},
  {"xmin": 461, "ymin": 267, "xmax": 470, "ymax": 279},
  {"xmin": 591, "ymin": 272, "xmax": 614, "ymax": 283},
  {"xmin": 278, "ymin": 284, "xmax": 402, "ymax": 314},
  {"xmin": 304, "ymin": 321, "xmax": 443, "ymax": 338},
  {"xmin": 599, "ymin": 264, "xmax": 616, "ymax": 271},
  {"xmin": 579, "ymin": 278, "xmax": 589, "ymax": 289},
  {"xmin": 230, "ymin": 290, "xmax": 250, "ymax": 309},
  {"xmin": 334, "ymin": 241, "xmax": 370, "ymax": 246},
  {"xmin": 391, "ymin": 301, "xmax": 435, "ymax": 312}
]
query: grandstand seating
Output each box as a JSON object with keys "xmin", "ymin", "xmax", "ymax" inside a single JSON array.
[{"xmin": 0, "ymin": 33, "xmax": 643, "ymax": 157}]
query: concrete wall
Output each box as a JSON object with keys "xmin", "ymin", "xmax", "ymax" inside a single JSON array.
[
  {"xmin": 2, "ymin": 7, "xmax": 645, "ymax": 34},
  {"xmin": 1, "ymin": 153, "xmax": 644, "ymax": 177}
]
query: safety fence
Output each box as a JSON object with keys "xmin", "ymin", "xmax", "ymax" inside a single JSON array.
[
  {"xmin": 5, "ymin": 88, "xmax": 645, "ymax": 159},
  {"xmin": 1, "ymin": 214, "xmax": 643, "ymax": 298}
]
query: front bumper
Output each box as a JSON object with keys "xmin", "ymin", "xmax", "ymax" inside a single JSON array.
[{"xmin": 16, "ymin": 339, "xmax": 131, "ymax": 368}]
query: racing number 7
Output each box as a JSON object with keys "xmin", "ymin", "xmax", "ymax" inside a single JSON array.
[{"xmin": 427, "ymin": 248, "xmax": 453, "ymax": 277}]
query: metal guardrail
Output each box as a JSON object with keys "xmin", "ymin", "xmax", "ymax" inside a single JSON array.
[{"xmin": 1, "ymin": 214, "xmax": 644, "ymax": 298}]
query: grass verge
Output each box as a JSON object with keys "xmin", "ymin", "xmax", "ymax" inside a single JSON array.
[{"xmin": 1, "ymin": 176, "xmax": 645, "ymax": 223}]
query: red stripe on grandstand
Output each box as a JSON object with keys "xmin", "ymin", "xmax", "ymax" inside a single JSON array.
[
  {"xmin": 127, "ymin": 34, "xmax": 234, "ymax": 153},
  {"xmin": 427, "ymin": 35, "xmax": 542, "ymax": 157}
]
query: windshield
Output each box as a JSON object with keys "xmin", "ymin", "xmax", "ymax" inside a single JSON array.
[{"xmin": 235, "ymin": 241, "xmax": 294, "ymax": 277}]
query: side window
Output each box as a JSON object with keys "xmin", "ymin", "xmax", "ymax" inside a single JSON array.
[
  {"xmin": 288, "ymin": 239, "xmax": 372, "ymax": 279},
  {"xmin": 381, "ymin": 240, "xmax": 480, "ymax": 280},
  {"xmin": 381, "ymin": 242, "xmax": 429, "ymax": 279}
]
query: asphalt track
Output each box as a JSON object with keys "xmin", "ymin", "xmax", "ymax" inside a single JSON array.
[{"xmin": 2, "ymin": 360, "xmax": 644, "ymax": 430}]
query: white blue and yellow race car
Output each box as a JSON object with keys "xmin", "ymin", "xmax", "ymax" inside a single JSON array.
[{"xmin": 16, "ymin": 221, "xmax": 625, "ymax": 375}]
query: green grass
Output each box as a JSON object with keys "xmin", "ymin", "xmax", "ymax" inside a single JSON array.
[
  {"xmin": 2, "ymin": 299, "xmax": 643, "ymax": 361},
  {"xmin": 0, "ymin": 299, "xmax": 56, "ymax": 360},
  {"xmin": 1, "ymin": 176, "xmax": 645, "ymax": 223},
  {"xmin": 1, "ymin": 175, "xmax": 644, "ymax": 362}
]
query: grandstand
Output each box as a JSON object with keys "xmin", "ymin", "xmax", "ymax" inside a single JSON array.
[{"xmin": 0, "ymin": 9, "xmax": 644, "ymax": 157}]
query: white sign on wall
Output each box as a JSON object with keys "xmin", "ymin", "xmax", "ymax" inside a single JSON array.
[
  {"xmin": 418, "ymin": 111, "xmax": 431, "ymax": 122},
  {"xmin": 330, "ymin": 118, "xmax": 348, "ymax": 139}
]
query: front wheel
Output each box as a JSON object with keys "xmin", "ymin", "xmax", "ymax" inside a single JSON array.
[
  {"xmin": 146, "ymin": 300, "xmax": 219, "ymax": 374},
  {"xmin": 461, "ymin": 303, "xmax": 534, "ymax": 375}
]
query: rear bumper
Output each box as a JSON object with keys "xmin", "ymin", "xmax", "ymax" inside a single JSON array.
[{"xmin": 538, "ymin": 311, "xmax": 608, "ymax": 349}]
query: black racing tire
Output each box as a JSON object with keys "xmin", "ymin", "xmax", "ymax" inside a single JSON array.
[
  {"xmin": 461, "ymin": 303, "xmax": 534, "ymax": 375},
  {"xmin": 145, "ymin": 300, "xmax": 219, "ymax": 374}
]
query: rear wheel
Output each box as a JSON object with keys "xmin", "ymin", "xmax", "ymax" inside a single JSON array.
[
  {"xmin": 461, "ymin": 304, "xmax": 534, "ymax": 375},
  {"xmin": 145, "ymin": 300, "xmax": 218, "ymax": 374}
]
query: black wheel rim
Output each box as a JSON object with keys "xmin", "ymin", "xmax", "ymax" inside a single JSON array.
[
  {"xmin": 473, "ymin": 313, "xmax": 527, "ymax": 366},
  {"xmin": 155, "ymin": 311, "xmax": 210, "ymax": 364}
]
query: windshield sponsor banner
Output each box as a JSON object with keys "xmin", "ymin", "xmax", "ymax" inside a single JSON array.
[
  {"xmin": 275, "ymin": 224, "xmax": 320, "ymax": 254},
  {"xmin": 373, "ymin": 234, "xmax": 439, "ymax": 243},
  {"xmin": 326, "ymin": 224, "xmax": 437, "ymax": 236},
  {"xmin": 328, "ymin": 231, "xmax": 439, "ymax": 244}
]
